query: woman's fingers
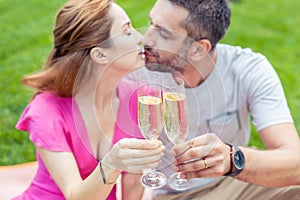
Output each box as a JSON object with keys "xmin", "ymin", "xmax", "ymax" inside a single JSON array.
[
  {"xmin": 123, "ymin": 153, "xmax": 164, "ymax": 172},
  {"xmin": 106, "ymin": 139, "xmax": 165, "ymax": 172},
  {"xmin": 119, "ymin": 145, "xmax": 165, "ymax": 159},
  {"xmin": 119, "ymin": 138, "xmax": 162, "ymax": 150},
  {"xmin": 124, "ymin": 150, "xmax": 164, "ymax": 165}
]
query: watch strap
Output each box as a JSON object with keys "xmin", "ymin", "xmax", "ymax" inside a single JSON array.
[{"xmin": 224, "ymin": 143, "xmax": 244, "ymax": 177}]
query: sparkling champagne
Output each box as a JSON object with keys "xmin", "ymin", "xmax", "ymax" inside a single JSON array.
[
  {"xmin": 163, "ymin": 92, "xmax": 188, "ymax": 145},
  {"xmin": 138, "ymin": 96, "xmax": 163, "ymax": 140}
]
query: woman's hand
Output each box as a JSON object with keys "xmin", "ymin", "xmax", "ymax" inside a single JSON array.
[{"xmin": 102, "ymin": 138, "xmax": 165, "ymax": 173}]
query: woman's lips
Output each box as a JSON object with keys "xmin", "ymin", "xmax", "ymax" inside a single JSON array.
[
  {"xmin": 138, "ymin": 50, "xmax": 154, "ymax": 61},
  {"xmin": 138, "ymin": 51, "xmax": 146, "ymax": 60}
]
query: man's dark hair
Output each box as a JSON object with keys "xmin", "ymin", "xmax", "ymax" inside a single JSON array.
[{"xmin": 169, "ymin": 0, "xmax": 231, "ymax": 49}]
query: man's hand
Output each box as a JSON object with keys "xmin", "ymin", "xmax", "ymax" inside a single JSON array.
[{"xmin": 171, "ymin": 133, "xmax": 231, "ymax": 179}]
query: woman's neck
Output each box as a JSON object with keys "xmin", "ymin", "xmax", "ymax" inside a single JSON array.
[{"xmin": 74, "ymin": 68, "xmax": 122, "ymax": 159}]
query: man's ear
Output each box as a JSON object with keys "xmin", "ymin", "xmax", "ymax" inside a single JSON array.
[
  {"xmin": 188, "ymin": 39, "xmax": 211, "ymax": 61},
  {"xmin": 90, "ymin": 47, "xmax": 109, "ymax": 65}
]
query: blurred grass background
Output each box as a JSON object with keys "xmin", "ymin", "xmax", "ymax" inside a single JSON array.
[{"xmin": 0, "ymin": 0, "xmax": 299, "ymax": 165}]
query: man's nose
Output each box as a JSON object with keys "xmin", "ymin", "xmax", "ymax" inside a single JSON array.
[{"xmin": 141, "ymin": 27, "xmax": 156, "ymax": 47}]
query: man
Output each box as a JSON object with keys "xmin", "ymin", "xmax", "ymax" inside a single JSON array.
[{"xmin": 137, "ymin": 0, "xmax": 300, "ymax": 199}]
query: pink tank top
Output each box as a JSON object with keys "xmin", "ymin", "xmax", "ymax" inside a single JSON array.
[{"xmin": 14, "ymin": 79, "xmax": 142, "ymax": 200}]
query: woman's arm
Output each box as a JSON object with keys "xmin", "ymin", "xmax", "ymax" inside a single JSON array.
[
  {"xmin": 37, "ymin": 138, "xmax": 164, "ymax": 200},
  {"xmin": 121, "ymin": 173, "xmax": 144, "ymax": 200},
  {"xmin": 37, "ymin": 147, "xmax": 120, "ymax": 200}
]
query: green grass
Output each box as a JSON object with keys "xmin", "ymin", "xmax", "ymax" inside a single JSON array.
[
  {"xmin": 225, "ymin": 0, "xmax": 300, "ymax": 148},
  {"xmin": 0, "ymin": 0, "xmax": 66, "ymax": 165},
  {"xmin": 0, "ymin": 0, "xmax": 299, "ymax": 165}
]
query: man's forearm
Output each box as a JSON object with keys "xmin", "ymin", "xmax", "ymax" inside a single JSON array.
[{"xmin": 237, "ymin": 146, "xmax": 300, "ymax": 187}]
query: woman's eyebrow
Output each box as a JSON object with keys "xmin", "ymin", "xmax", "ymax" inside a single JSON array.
[{"xmin": 122, "ymin": 21, "xmax": 131, "ymax": 29}]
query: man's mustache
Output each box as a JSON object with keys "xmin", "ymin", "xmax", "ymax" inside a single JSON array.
[{"xmin": 144, "ymin": 46, "xmax": 160, "ymax": 60}]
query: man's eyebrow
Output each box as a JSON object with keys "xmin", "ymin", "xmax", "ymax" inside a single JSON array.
[{"xmin": 149, "ymin": 16, "xmax": 172, "ymax": 33}]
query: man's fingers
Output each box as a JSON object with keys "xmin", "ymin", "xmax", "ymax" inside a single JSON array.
[
  {"xmin": 171, "ymin": 135, "xmax": 209, "ymax": 157},
  {"xmin": 180, "ymin": 165, "xmax": 223, "ymax": 179},
  {"xmin": 175, "ymin": 156, "xmax": 219, "ymax": 173},
  {"xmin": 174, "ymin": 144, "xmax": 216, "ymax": 165},
  {"xmin": 170, "ymin": 141, "xmax": 191, "ymax": 157}
]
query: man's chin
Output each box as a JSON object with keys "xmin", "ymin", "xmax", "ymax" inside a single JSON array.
[{"xmin": 145, "ymin": 63, "xmax": 172, "ymax": 73}]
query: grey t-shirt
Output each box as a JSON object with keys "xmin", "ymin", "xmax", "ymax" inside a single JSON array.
[{"xmin": 119, "ymin": 43, "xmax": 293, "ymax": 195}]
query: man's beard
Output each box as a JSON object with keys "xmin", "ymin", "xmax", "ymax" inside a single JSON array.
[{"xmin": 145, "ymin": 47, "xmax": 189, "ymax": 75}]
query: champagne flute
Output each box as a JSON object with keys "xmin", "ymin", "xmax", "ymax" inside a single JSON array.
[
  {"xmin": 162, "ymin": 77, "xmax": 193, "ymax": 191},
  {"xmin": 137, "ymin": 72, "xmax": 167, "ymax": 189}
]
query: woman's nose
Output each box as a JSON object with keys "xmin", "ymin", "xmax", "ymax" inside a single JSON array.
[{"xmin": 134, "ymin": 29, "xmax": 143, "ymax": 40}]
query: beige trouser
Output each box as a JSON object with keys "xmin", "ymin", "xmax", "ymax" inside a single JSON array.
[{"xmin": 154, "ymin": 177, "xmax": 300, "ymax": 200}]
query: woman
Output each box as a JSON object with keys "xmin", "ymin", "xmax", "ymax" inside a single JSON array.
[{"xmin": 13, "ymin": 0, "xmax": 164, "ymax": 199}]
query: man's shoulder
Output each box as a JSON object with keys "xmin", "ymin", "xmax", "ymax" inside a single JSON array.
[
  {"xmin": 217, "ymin": 43, "xmax": 264, "ymax": 58},
  {"xmin": 215, "ymin": 44, "xmax": 277, "ymax": 91},
  {"xmin": 217, "ymin": 43, "xmax": 269, "ymax": 73}
]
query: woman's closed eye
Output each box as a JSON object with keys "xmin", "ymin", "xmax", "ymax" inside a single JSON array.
[{"xmin": 123, "ymin": 22, "xmax": 133, "ymax": 36}]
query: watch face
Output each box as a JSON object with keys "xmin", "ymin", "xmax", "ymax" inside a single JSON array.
[{"xmin": 233, "ymin": 151, "xmax": 245, "ymax": 170}]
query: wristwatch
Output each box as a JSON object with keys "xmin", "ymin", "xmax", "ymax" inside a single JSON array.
[{"xmin": 224, "ymin": 143, "xmax": 245, "ymax": 177}]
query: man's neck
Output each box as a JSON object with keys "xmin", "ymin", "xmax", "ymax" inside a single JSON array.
[{"xmin": 182, "ymin": 49, "xmax": 217, "ymax": 88}]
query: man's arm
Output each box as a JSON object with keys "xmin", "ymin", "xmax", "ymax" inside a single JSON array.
[
  {"xmin": 238, "ymin": 123, "xmax": 300, "ymax": 187},
  {"xmin": 172, "ymin": 123, "xmax": 300, "ymax": 187}
]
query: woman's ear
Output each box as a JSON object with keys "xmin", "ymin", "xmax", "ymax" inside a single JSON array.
[
  {"xmin": 90, "ymin": 47, "xmax": 109, "ymax": 65},
  {"xmin": 188, "ymin": 39, "xmax": 211, "ymax": 61}
]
